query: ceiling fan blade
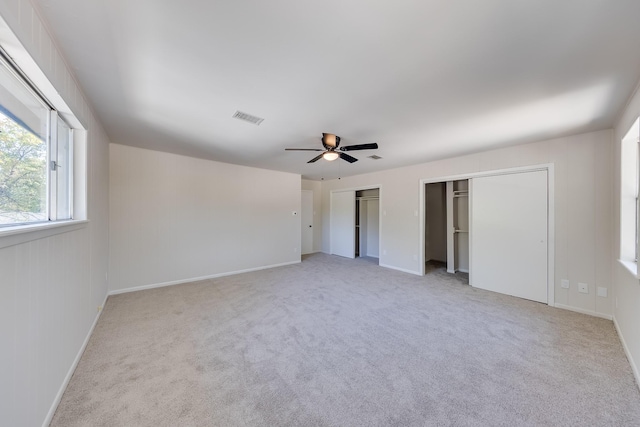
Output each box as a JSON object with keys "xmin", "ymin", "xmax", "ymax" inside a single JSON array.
[
  {"xmin": 307, "ymin": 153, "xmax": 324, "ymax": 163},
  {"xmin": 340, "ymin": 143, "xmax": 379, "ymax": 151},
  {"xmin": 285, "ymin": 148, "xmax": 324, "ymax": 151},
  {"xmin": 339, "ymin": 152, "xmax": 358, "ymax": 163}
]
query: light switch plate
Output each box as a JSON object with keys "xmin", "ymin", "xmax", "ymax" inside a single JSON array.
[
  {"xmin": 561, "ymin": 279, "xmax": 569, "ymax": 289},
  {"xmin": 597, "ymin": 287, "xmax": 608, "ymax": 297}
]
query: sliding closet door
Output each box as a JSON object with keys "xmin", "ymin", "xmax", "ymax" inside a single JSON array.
[
  {"xmin": 330, "ymin": 190, "xmax": 356, "ymax": 258},
  {"xmin": 470, "ymin": 170, "xmax": 548, "ymax": 303}
]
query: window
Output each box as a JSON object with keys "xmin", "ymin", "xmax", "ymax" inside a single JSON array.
[
  {"xmin": 620, "ymin": 117, "xmax": 640, "ymax": 276},
  {"xmin": 0, "ymin": 51, "xmax": 73, "ymax": 227}
]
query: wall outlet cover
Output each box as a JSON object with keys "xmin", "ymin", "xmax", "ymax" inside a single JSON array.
[
  {"xmin": 578, "ymin": 283, "xmax": 588, "ymax": 294},
  {"xmin": 561, "ymin": 279, "xmax": 569, "ymax": 289},
  {"xmin": 597, "ymin": 287, "xmax": 608, "ymax": 297}
]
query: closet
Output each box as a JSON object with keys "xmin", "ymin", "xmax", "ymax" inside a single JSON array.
[
  {"xmin": 330, "ymin": 188, "xmax": 380, "ymax": 260},
  {"xmin": 423, "ymin": 170, "xmax": 549, "ymax": 304},
  {"xmin": 424, "ymin": 179, "xmax": 468, "ymax": 273},
  {"xmin": 424, "ymin": 183, "xmax": 447, "ymax": 263},
  {"xmin": 356, "ymin": 189, "xmax": 379, "ymax": 259}
]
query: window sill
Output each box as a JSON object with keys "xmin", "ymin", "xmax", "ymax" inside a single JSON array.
[
  {"xmin": 0, "ymin": 219, "xmax": 89, "ymax": 250},
  {"xmin": 618, "ymin": 259, "xmax": 640, "ymax": 279}
]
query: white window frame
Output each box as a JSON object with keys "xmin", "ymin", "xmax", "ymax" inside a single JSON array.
[
  {"xmin": 0, "ymin": 50, "xmax": 74, "ymax": 227},
  {"xmin": 619, "ymin": 117, "xmax": 640, "ymax": 278},
  {"xmin": 48, "ymin": 111, "xmax": 74, "ymax": 222},
  {"xmin": 0, "ymin": 17, "xmax": 87, "ymax": 249}
]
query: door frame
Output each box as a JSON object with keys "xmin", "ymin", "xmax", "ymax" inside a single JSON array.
[
  {"xmin": 301, "ymin": 190, "xmax": 314, "ymax": 254},
  {"xmin": 419, "ymin": 164, "xmax": 555, "ymax": 306},
  {"xmin": 330, "ymin": 185, "xmax": 382, "ymax": 259}
]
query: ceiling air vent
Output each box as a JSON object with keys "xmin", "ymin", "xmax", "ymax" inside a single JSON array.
[
  {"xmin": 232, "ymin": 110, "xmax": 264, "ymax": 126},
  {"xmin": 368, "ymin": 155, "xmax": 382, "ymax": 160}
]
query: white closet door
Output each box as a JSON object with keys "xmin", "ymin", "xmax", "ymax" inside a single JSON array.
[
  {"xmin": 470, "ymin": 170, "xmax": 548, "ymax": 303},
  {"xmin": 330, "ymin": 191, "xmax": 356, "ymax": 258}
]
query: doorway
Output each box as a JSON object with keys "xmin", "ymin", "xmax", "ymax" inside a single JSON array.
[
  {"xmin": 424, "ymin": 182, "xmax": 447, "ymax": 264},
  {"xmin": 424, "ymin": 180, "xmax": 469, "ymax": 275},
  {"xmin": 301, "ymin": 190, "xmax": 313, "ymax": 255}
]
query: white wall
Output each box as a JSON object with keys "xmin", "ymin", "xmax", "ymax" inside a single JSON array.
[
  {"xmin": 109, "ymin": 145, "xmax": 301, "ymax": 292},
  {"xmin": 613, "ymin": 81, "xmax": 640, "ymax": 383},
  {"xmin": 301, "ymin": 179, "xmax": 322, "ymax": 253},
  {"xmin": 320, "ymin": 129, "xmax": 614, "ymax": 318},
  {"xmin": 0, "ymin": 2, "xmax": 111, "ymax": 426}
]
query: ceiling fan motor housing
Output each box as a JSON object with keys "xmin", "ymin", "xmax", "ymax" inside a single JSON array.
[{"xmin": 322, "ymin": 133, "xmax": 340, "ymax": 150}]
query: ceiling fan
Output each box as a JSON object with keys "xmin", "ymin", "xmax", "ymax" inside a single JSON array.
[{"xmin": 285, "ymin": 133, "xmax": 379, "ymax": 163}]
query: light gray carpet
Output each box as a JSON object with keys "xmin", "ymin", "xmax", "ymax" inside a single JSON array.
[{"xmin": 51, "ymin": 253, "xmax": 640, "ymax": 426}]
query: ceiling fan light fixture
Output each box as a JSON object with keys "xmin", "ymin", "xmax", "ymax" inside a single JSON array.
[{"xmin": 323, "ymin": 151, "xmax": 339, "ymax": 161}]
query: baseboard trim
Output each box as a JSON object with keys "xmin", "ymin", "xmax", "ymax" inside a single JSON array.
[
  {"xmin": 379, "ymin": 263, "xmax": 422, "ymax": 276},
  {"xmin": 108, "ymin": 260, "xmax": 301, "ymax": 296},
  {"xmin": 613, "ymin": 316, "xmax": 640, "ymax": 390},
  {"xmin": 554, "ymin": 303, "xmax": 613, "ymax": 320},
  {"xmin": 43, "ymin": 292, "xmax": 109, "ymax": 427}
]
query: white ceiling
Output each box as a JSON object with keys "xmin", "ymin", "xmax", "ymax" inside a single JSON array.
[{"xmin": 33, "ymin": 0, "xmax": 640, "ymax": 180}]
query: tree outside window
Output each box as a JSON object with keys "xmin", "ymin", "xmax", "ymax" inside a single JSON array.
[{"xmin": 0, "ymin": 112, "xmax": 47, "ymax": 224}]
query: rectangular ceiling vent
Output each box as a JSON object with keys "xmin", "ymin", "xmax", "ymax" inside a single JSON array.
[
  {"xmin": 232, "ymin": 110, "xmax": 264, "ymax": 126},
  {"xmin": 368, "ymin": 155, "xmax": 383, "ymax": 160}
]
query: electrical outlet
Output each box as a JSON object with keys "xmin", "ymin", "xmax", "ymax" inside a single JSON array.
[
  {"xmin": 561, "ymin": 279, "xmax": 569, "ymax": 289},
  {"xmin": 578, "ymin": 283, "xmax": 588, "ymax": 294},
  {"xmin": 597, "ymin": 287, "xmax": 608, "ymax": 297}
]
